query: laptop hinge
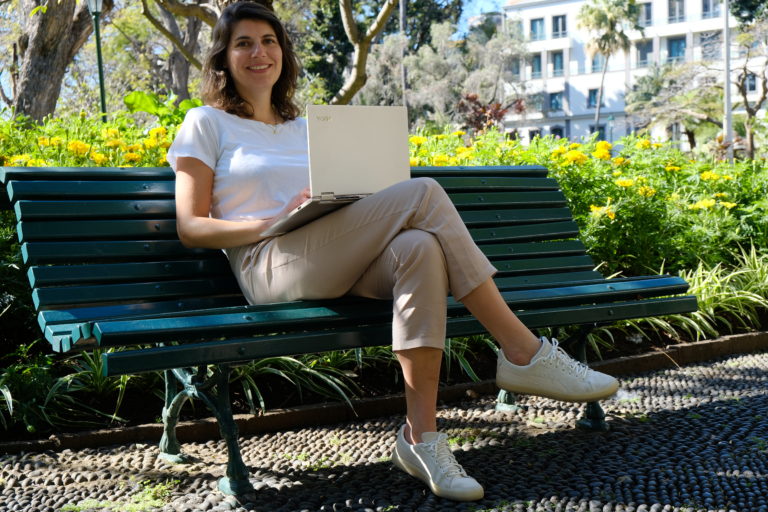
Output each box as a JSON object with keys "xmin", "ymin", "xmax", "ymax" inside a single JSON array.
[{"xmin": 320, "ymin": 192, "xmax": 335, "ymax": 200}]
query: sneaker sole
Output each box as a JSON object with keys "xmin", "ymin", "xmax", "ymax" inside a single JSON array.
[
  {"xmin": 391, "ymin": 445, "xmax": 484, "ymax": 502},
  {"xmin": 496, "ymin": 376, "xmax": 619, "ymax": 402}
]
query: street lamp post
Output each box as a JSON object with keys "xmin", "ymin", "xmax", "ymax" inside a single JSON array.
[{"xmin": 87, "ymin": 0, "xmax": 107, "ymax": 123}]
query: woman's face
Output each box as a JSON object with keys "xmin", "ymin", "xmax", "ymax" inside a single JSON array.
[{"xmin": 226, "ymin": 19, "xmax": 283, "ymax": 101}]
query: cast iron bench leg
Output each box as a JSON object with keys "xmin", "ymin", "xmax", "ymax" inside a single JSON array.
[
  {"xmin": 570, "ymin": 326, "xmax": 610, "ymax": 432},
  {"xmin": 195, "ymin": 364, "xmax": 254, "ymax": 495},
  {"xmin": 159, "ymin": 369, "xmax": 191, "ymax": 463}
]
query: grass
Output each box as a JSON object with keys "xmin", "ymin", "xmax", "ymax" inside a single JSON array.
[{"xmin": 60, "ymin": 479, "xmax": 179, "ymax": 512}]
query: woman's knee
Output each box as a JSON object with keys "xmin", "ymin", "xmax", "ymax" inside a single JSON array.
[{"xmin": 390, "ymin": 229, "xmax": 445, "ymax": 264}]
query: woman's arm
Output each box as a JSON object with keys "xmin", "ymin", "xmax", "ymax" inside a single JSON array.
[{"xmin": 175, "ymin": 156, "xmax": 308, "ymax": 249}]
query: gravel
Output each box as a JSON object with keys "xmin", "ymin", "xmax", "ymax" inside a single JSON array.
[{"xmin": 1, "ymin": 351, "xmax": 767, "ymax": 512}]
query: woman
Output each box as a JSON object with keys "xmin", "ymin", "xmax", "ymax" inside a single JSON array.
[{"xmin": 169, "ymin": 1, "xmax": 618, "ymax": 502}]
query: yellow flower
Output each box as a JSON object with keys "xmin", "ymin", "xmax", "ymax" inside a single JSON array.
[
  {"xmin": 668, "ymin": 193, "xmax": 681, "ymax": 201},
  {"xmin": 612, "ymin": 157, "xmax": 627, "ymax": 166},
  {"xmin": 105, "ymin": 139, "xmax": 123, "ymax": 148},
  {"xmin": 551, "ymin": 146, "xmax": 567, "ymax": 157},
  {"xmin": 452, "ymin": 130, "xmax": 466, "ymax": 137},
  {"xmin": 615, "ymin": 178, "xmax": 635, "ymax": 187},
  {"xmin": 26, "ymin": 158, "xmax": 48, "ymax": 166},
  {"xmin": 612, "ymin": 170, "xmax": 623, "ymax": 177},
  {"xmin": 158, "ymin": 153, "xmax": 168, "ymax": 166},
  {"xmin": 664, "ymin": 165, "xmax": 681, "ymax": 172},
  {"xmin": 149, "ymin": 126, "xmax": 167, "ymax": 139},
  {"xmin": 124, "ymin": 143, "xmax": 142, "ymax": 152},
  {"xmin": 721, "ymin": 175, "xmax": 734, "ymax": 180},
  {"xmin": 9, "ymin": 154, "xmax": 31, "ymax": 166},
  {"xmin": 143, "ymin": 138, "xmax": 159, "ymax": 150},
  {"xmin": 67, "ymin": 140, "xmax": 91, "ymax": 156},
  {"xmin": 409, "ymin": 157, "xmax": 421, "ymax": 167},
  {"xmin": 596, "ymin": 140, "xmax": 613, "ymax": 152},
  {"xmin": 435, "ymin": 134, "xmax": 447, "ymax": 140},
  {"xmin": 409, "ymin": 135, "xmax": 428, "ymax": 146},
  {"xmin": 714, "ymin": 192, "xmax": 729, "ymax": 198},
  {"xmin": 50, "ymin": 137, "xmax": 63, "ymax": 146},
  {"xmin": 590, "ymin": 204, "xmax": 616, "ymax": 220},
  {"xmin": 431, "ymin": 154, "xmax": 450, "ymax": 166},
  {"xmin": 592, "ymin": 148, "xmax": 611, "ymax": 160},
  {"xmin": 160, "ymin": 141, "xmax": 171, "ymax": 149},
  {"xmin": 719, "ymin": 201, "xmax": 737, "ymax": 209},
  {"xmin": 652, "ymin": 143, "xmax": 663, "ymax": 148},
  {"xmin": 635, "ymin": 139, "xmax": 651, "ymax": 149},
  {"xmin": 123, "ymin": 152, "xmax": 142, "ymax": 163},
  {"xmin": 90, "ymin": 152, "xmax": 109, "ymax": 165},
  {"xmin": 569, "ymin": 142, "xmax": 581, "ymax": 149},
  {"xmin": 563, "ymin": 150, "xmax": 588, "ymax": 164},
  {"xmin": 637, "ymin": 186, "xmax": 656, "ymax": 197},
  {"xmin": 688, "ymin": 198, "xmax": 717, "ymax": 210},
  {"xmin": 101, "ymin": 128, "xmax": 120, "ymax": 139},
  {"xmin": 38, "ymin": 136, "xmax": 51, "ymax": 147},
  {"xmin": 700, "ymin": 171, "xmax": 720, "ymax": 181}
]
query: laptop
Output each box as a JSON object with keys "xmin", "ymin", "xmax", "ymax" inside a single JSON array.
[{"xmin": 260, "ymin": 104, "xmax": 411, "ymax": 236}]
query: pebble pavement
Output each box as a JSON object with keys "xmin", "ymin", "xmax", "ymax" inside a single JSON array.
[{"xmin": 1, "ymin": 351, "xmax": 767, "ymax": 512}]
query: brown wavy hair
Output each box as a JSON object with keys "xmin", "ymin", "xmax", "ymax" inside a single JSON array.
[{"xmin": 201, "ymin": 1, "xmax": 301, "ymax": 121}]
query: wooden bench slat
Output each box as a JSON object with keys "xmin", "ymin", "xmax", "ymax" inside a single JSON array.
[
  {"xmin": 470, "ymin": 220, "xmax": 580, "ymax": 243},
  {"xmin": 411, "ymin": 165, "xmax": 548, "ymax": 177},
  {"xmin": 460, "ymin": 208, "xmax": 573, "ymax": 226},
  {"xmin": 22, "ymin": 240, "xmax": 213, "ymax": 264},
  {"xmin": 28, "ymin": 259, "xmax": 233, "ymax": 287},
  {"xmin": 32, "ymin": 277, "xmax": 242, "ymax": 308},
  {"xmin": 493, "ymin": 255, "xmax": 595, "ymax": 275},
  {"xmin": 7, "ymin": 180, "xmax": 175, "ymax": 201},
  {"xmin": 431, "ymin": 176, "xmax": 560, "ymax": 190},
  {"xmin": 1, "ymin": 166, "xmax": 174, "ymax": 184},
  {"xmin": 90, "ymin": 276, "xmax": 690, "ymax": 346},
  {"xmin": 449, "ymin": 191, "xmax": 566, "ymax": 208},
  {"xmin": 17, "ymin": 219, "xmax": 178, "ymax": 241},
  {"xmin": 100, "ymin": 295, "xmax": 698, "ymax": 376},
  {"xmin": 481, "ymin": 240, "xmax": 586, "ymax": 259},
  {"xmin": 15, "ymin": 199, "xmax": 176, "ymax": 220}
]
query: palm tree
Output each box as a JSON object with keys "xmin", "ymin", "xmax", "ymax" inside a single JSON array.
[{"xmin": 577, "ymin": 0, "xmax": 643, "ymax": 134}]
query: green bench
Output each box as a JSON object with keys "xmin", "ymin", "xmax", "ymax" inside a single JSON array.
[{"xmin": 1, "ymin": 165, "xmax": 698, "ymax": 495}]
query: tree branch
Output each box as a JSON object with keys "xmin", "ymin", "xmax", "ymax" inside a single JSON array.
[
  {"xmin": 339, "ymin": 0, "xmax": 360, "ymax": 44},
  {"xmin": 155, "ymin": 0, "xmax": 218, "ymax": 27},
  {"xmin": 142, "ymin": 0, "xmax": 202, "ymax": 70}
]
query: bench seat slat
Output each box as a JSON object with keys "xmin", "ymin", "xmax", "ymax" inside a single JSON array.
[
  {"xmin": 449, "ymin": 191, "xmax": 566, "ymax": 208},
  {"xmin": 90, "ymin": 276, "xmax": 690, "ymax": 346},
  {"xmin": 7, "ymin": 180, "xmax": 175, "ymax": 201},
  {"xmin": 18, "ymin": 219, "xmax": 178, "ymax": 242},
  {"xmin": 100, "ymin": 295, "xmax": 698, "ymax": 376},
  {"xmin": 459, "ymin": 208, "xmax": 573, "ymax": 225}
]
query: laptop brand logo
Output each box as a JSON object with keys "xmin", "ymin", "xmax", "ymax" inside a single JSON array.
[{"xmin": 315, "ymin": 115, "xmax": 331, "ymax": 121}]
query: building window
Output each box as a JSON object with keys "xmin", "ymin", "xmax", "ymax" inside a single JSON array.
[
  {"xmin": 745, "ymin": 72, "xmax": 758, "ymax": 92},
  {"xmin": 667, "ymin": 36, "xmax": 686, "ymax": 63},
  {"xmin": 529, "ymin": 129, "xmax": 542, "ymax": 140},
  {"xmin": 551, "ymin": 51, "xmax": 564, "ymax": 77},
  {"xmin": 637, "ymin": 40, "xmax": 653, "ymax": 67},
  {"xmin": 638, "ymin": 3, "xmax": 652, "ymax": 26},
  {"xmin": 702, "ymin": 0, "xmax": 721, "ymax": 18},
  {"xmin": 530, "ymin": 18, "xmax": 545, "ymax": 40},
  {"xmin": 587, "ymin": 89, "xmax": 601, "ymax": 108},
  {"xmin": 531, "ymin": 54, "xmax": 542, "ymax": 79},
  {"xmin": 700, "ymin": 31, "xmax": 721, "ymax": 61},
  {"xmin": 552, "ymin": 15, "xmax": 567, "ymax": 38},
  {"xmin": 668, "ymin": 0, "xmax": 685, "ymax": 22},
  {"xmin": 510, "ymin": 58, "xmax": 521, "ymax": 78},
  {"xmin": 551, "ymin": 126, "xmax": 564, "ymax": 138},
  {"xmin": 589, "ymin": 124, "xmax": 607, "ymax": 140},
  {"xmin": 549, "ymin": 91, "xmax": 563, "ymax": 111},
  {"xmin": 591, "ymin": 53, "xmax": 605, "ymax": 73}
]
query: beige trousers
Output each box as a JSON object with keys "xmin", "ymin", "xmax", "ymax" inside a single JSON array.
[{"xmin": 227, "ymin": 178, "xmax": 497, "ymax": 351}]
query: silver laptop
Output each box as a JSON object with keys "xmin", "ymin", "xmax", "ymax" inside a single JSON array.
[{"xmin": 260, "ymin": 105, "xmax": 410, "ymax": 236}]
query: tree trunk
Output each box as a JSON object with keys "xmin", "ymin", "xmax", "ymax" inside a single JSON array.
[
  {"xmin": 13, "ymin": 0, "xmax": 114, "ymax": 122},
  {"xmin": 594, "ymin": 58, "xmax": 608, "ymax": 133},
  {"xmin": 156, "ymin": 6, "xmax": 202, "ymax": 101}
]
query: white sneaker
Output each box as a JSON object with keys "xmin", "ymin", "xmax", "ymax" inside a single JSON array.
[
  {"xmin": 391, "ymin": 425, "xmax": 484, "ymax": 501},
  {"xmin": 496, "ymin": 337, "xmax": 619, "ymax": 402}
]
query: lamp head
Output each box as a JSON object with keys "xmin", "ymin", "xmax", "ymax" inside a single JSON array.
[{"xmin": 86, "ymin": 0, "xmax": 103, "ymax": 14}]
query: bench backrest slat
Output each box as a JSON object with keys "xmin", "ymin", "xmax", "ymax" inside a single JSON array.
[{"xmin": 7, "ymin": 180, "xmax": 175, "ymax": 201}]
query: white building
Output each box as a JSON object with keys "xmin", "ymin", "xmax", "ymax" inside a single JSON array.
[{"xmin": 501, "ymin": 0, "xmax": 762, "ymax": 144}]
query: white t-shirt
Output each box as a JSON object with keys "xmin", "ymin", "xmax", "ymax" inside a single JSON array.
[{"xmin": 168, "ymin": 105, "xmax": 309, "ymax": 221}]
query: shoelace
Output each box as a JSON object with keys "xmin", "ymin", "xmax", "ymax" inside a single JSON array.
[
  {"xmin": 427, "ymin": 435, "xmax": 468, "ymax": 478},
  {"xmin": 539, "ymin": 338, "xmax": 590, "ymax": 378}
]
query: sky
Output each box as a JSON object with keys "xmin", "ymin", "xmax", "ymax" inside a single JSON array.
[{"xmin": 459, "ymin": 0, "xmax": 504, "ymax": 31}]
